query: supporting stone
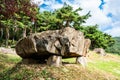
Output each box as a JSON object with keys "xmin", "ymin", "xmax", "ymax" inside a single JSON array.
[
  {"xmin": 76, "ymin": 56, "xmax": 87, "ymax": 67},
  {"xmin": 47, "ymin": 55, "xmax": 62, "ymax": 67}
]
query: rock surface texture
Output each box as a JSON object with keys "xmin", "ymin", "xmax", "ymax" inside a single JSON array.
[{"xmin": 15, "ymin": 27, "xmax": 91, "ymax": 66}]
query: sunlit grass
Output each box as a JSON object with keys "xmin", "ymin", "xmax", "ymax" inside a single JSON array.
[
  {"xmin": 0, "ymin": 52, "xmax": 120, "ymax": 80},
  {"xmin": 0, "ymin": 53, "xmax": 22, "ymax": 63},
  {"xmin": 87, "ymin": 52, "xmax": 120, "ymax": 79},
  {"xmin": 88, "ymin": 61, "xmax": 120, "ymax": 77},
  {"xmin": 62, "ymin": 58, "xmax": 76, "ymax": 63},
  {"xmin": 62, "ymin": 52, "xmax": 120, "ymax": 79}
]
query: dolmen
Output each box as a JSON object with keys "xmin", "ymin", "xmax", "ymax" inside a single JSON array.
[{"xmin": 15, "ymin": 27, "xmax": 91, "ymax": 67}]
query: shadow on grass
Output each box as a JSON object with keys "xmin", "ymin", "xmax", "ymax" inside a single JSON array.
[
  {"xmin": 0, "ymin": 58, "xmax": 80, "ymax": 80},
  {"xmin": 62, "ymin": 62, "xmax": 76, "ymax": 64},
  {"xmin": 0, "ymin": 62, "xmax": 22, "ymax": 80},
  {"xmin": 0, "ymin": 60, "xmax": 51, "ymax": 80}
]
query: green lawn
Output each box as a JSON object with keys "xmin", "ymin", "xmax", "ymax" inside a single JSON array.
[
  {"xmin": 86, "ymin": 52, "xmax": 120, "ymax": 79},
  {"xmin": 0, "ymin": 52, "xmax": 120, "ymax": 80}
]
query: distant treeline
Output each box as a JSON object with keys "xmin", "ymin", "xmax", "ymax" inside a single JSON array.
[{"xmin": 106, "ymin": 37, "xmax": 120, "ymax": 55}]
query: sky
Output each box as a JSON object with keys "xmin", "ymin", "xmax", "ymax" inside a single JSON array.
[{"xmin": 32, "ymin": 0, "xmax": 120, "ymax": 37}]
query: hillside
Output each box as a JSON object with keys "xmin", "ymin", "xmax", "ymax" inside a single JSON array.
[
  {"xmin": 0, "ymin": 52, "xmax": 120, "ymax": 80},
  {"xmin": 106, "ymin": 37, "xmax": 120, "ymax": 55}
]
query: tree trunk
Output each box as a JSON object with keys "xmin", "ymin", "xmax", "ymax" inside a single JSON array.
[
  {"xmin": 5, "ymin": 27, "xmax": 10, "ymax": 47},
  {"xmin": 0, "ymin": 28, "xmax": 3, "ymax": 39},
  {"xmin": 12, "ymin": 27, "xmax": 18, "ymax": 46},
  {"xmin": 23, "ymin": 27, "xmax": 26, "ymax": 37},
  {"xmin": 65, "ymin": 20, "xmax": 70, "ymax": 27},
  {"xmin": 0, "ymin": 28, "xmax": 3, "ymax": 47},
  {"xmin": 34, "ymin": 24, "xmax": 36, "ymax": 33},
  {"xmin": 29, "ymin": 28, "xmax": 32, "ymax": 35}
]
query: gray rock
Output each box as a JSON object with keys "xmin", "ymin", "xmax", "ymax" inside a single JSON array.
[
  {"xmin": 76, "ymin": 56, "xmax": 87, "ymax": 67},
  {"xmin": 47, "ymin": 55, "xmax": 62, "ymax": 67},
  {"xmin": 15, "ymin": 27, "xmax": 91, "ymax": 66},
  {"xmin": 0, "ymin": 47, "xmax": 16, "ymax": 54},
  {"xmin": 93, "ymin": 48, "xmax": 106, "ymax": 56},
  {"xmin": 16, "ymin": 27, "xmax": 85, "ymax": 58}
]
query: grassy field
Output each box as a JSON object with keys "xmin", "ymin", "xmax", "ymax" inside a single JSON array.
[
  {"xmin": 87, "ymin": 52, "xmax": 120, "ymax": 79},
  {"xmin": 0, "ymin": 51, "xmax": 120, "ymax": 80}
]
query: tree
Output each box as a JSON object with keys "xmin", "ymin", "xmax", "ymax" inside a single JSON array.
[
  {"xmin": 106, "ymin": 37, "xmax": 120, "ymax": 55},
  {"xmin": 78, "ymin": 25, "xmax": 115, "ymax": 49},
  {"xmin": 55, "ymin": 3, "xmax": 91, "ymax": 28},
  {"xmin": 13, "ymin": 0, "xmax": 38, "ymax": 37},
  {"xmin": 0, "ymin": 0, "xmax": 39, "ymax": 47},
  {"xmin": 37, "ymin": 3, "xmax": 91, "ymax": 31}
]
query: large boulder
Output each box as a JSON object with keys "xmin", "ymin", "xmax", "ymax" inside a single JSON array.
[
  {"xmin": 15, "ymin": 27, "xmax": 91, "ymax": 66},
  {"xmin": 93, "ymin": 48, "xmax": 106, "ymax": 56}
]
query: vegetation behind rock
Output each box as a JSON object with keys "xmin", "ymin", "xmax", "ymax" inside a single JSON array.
[{"xmin": 106, "ymin": 37, "xmax": 120, "ymax": 55}]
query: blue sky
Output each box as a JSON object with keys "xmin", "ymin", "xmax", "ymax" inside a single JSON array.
[{"xmin": 32, "ymin": 0, "xmax": 120, "ymax": 37}]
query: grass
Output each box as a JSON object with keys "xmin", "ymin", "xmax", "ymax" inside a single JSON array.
[
  {"xmin": 0, "ymin": 52, "xmax": 120, "ymax": 80},
  {"xmin": 87, "ymin": 52, "xmax": 120, "ymax": 79},
  {"xmin": 0, "ymin": 53, "xmax": 21, "ymax": 63},
  {"xmin": 0, "ymin": 53, "xmax": 22, "ymax": 72},
  {"xmin": 89, "ymin": 61, "xmax": 120, "ymax": 76}
]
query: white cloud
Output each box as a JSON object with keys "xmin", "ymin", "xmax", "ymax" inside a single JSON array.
[
  {"xmin": 39, "ymin": 0, "xmax": 120, "ymax": 37},
  {"xmin": 103, "ymin": 0, "xmax": 120, "ymax": 37},
  {"xmin": 104, "ymin": 21, "xmax": 120, "ymax": 37},
  {"xmin": 105, "ymin": 28, "xmax": 120, "ymax": 37},
  {"xmin": 77, "ymin": 0, "xmax": 112, "ymax": 28},
  {"xmin": 62, "ymin": 0, "xmax": 113, "ymax": 31},
  {"xmin": 104, "ymin": 0, "xmax": 120, "ymax": 18}
]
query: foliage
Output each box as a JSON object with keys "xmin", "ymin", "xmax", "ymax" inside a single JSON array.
[
  {"xmin": 77, "ymin": 25, "xmax": 115, "ymax": 49},
  {"xmin": 0, "ymin": 0, "xmax": 38, "ymax": 28},
  {"xmin": 36, "ymin": 3, "xmax": 91, "ymax": 31},
  {"xmin": 54, "ymin": 3, "xmax": 91, "ymax": 28},
  {"xmin": 106, "ymin": 37, "xmax": 120, "ymax": 55},
  {"xmin": 0, "ymin": 0, "xmax": 39, "ymax": 47}
]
